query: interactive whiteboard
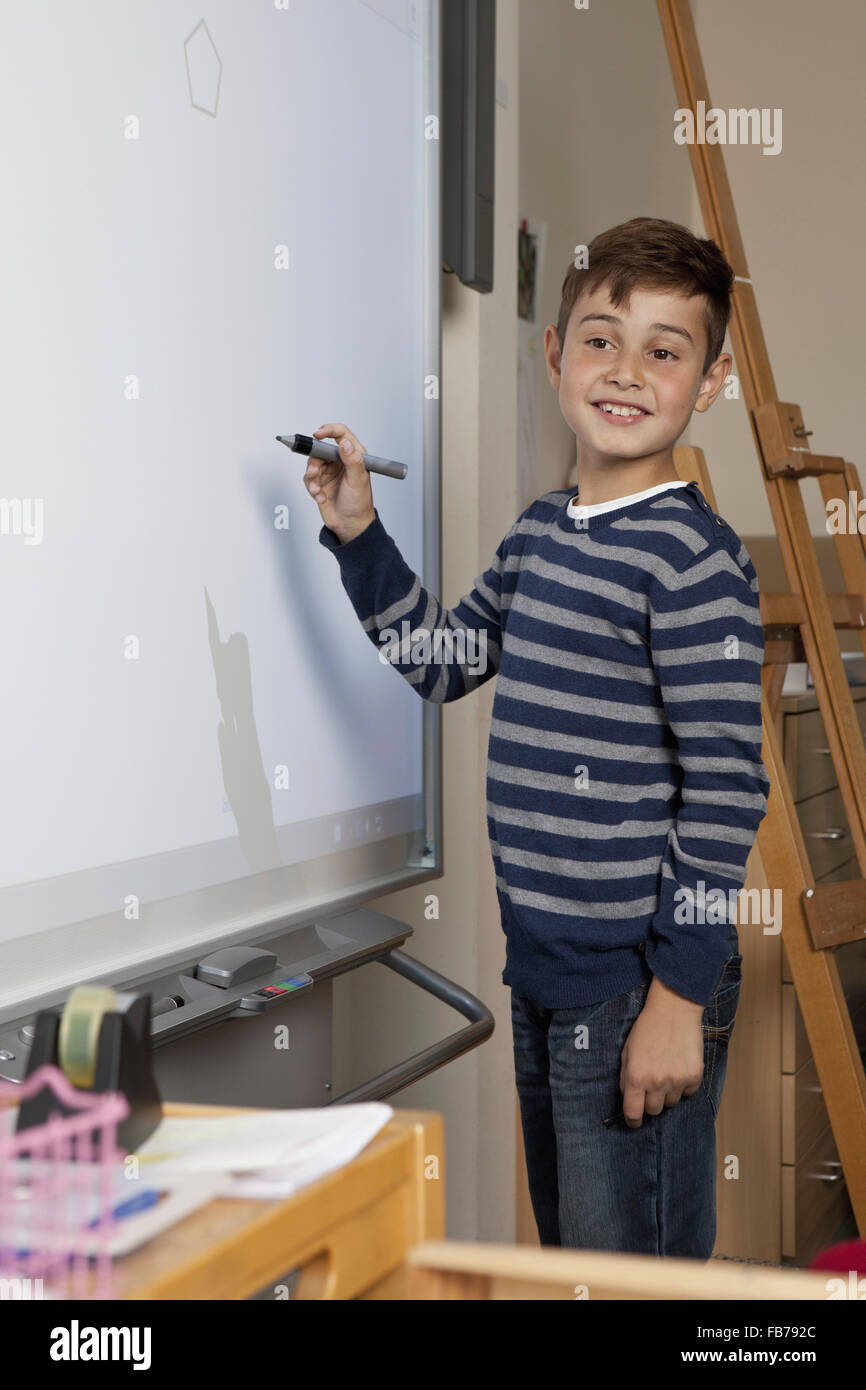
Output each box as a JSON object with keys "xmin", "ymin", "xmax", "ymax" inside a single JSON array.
[{"xmin": 0, "ymin": 0, "xmax": 440, "ymax": 1017}]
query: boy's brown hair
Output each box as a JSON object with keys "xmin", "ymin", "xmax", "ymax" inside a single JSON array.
[{"xmin": 555, "ymin": 216, "xmax": 734, "ymax": 376}]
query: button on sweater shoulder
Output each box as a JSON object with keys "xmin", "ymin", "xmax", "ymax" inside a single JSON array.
[{"xmin": 319, "ymin": 479, "xmax": 769, "ymax": 1008}]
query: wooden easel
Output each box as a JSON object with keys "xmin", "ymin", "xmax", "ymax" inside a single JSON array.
[{"xmin": 657, "ymin": 0, "xmax": 866, "ymax": 1232}]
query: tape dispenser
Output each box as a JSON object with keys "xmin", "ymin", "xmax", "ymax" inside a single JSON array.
[{"xmin": 16, "ymin": 986, "xmax": 162, "ymax": 1151}]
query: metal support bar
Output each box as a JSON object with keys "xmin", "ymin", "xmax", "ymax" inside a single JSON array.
[{"xmin": 326, "ymin": 949, "xmax": 494, "ymax": 1105}]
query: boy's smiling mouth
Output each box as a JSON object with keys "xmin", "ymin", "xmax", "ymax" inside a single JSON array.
[{"xmin": 591, "ymin": 398, "xmax": 652, "ymax": 425}]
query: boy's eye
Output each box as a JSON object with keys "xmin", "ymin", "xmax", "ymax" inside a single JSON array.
[{"xmin": 586, "ymin": 338, "xmax": 678, "ymax": 361}]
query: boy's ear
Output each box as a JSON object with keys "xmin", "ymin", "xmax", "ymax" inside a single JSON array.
[
  {"xmin": 693, "ymin": 352, "xmax": 733, "ymax": 413},
  {"xmin": 544, "ymin": 324, "xmax": 563, "ymax": 388}
]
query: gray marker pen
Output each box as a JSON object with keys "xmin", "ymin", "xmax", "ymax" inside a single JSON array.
[{"xmin": 276, "ymin": 433, "xmax": 408, "ymax": 480}]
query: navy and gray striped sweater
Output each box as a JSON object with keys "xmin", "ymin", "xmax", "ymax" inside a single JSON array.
[{"xmin": 319, "ymin": 478, "xmax": 770, "ymax": 1008}]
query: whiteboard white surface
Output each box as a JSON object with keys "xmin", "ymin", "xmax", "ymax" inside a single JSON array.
[{"xmin": 0, "ymin": 0, "xmax": 439, "ymax": 1013}]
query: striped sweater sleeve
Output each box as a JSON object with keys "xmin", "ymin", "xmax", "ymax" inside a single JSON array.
[
  {"xmin": 644, "ymin": 540, "xmax": 770, "ymax": 1006},
  {"xmin": 318, "ymin": 509, "xmax": 516, "ymax": 702}
]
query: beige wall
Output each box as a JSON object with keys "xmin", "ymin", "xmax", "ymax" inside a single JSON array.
[
  {"xmin": 520, "ymin": 0, "xmax": 695, "ymax": 501},
  {"xmin": 333, "ymin": 0, "xmax": 863, "ymax": 1243},
  {"xmin": 688, "ymin": 0, "xmax": 865, "ymax": 539},
  {"xmin": 522, "ymin": 0, "xmax": 864, "ymax": 541}
]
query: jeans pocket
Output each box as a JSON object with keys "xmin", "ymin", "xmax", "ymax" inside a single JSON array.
[
  {"xmin": 700, "ymin": 952, "xmax": 742, "ymax": 1117},
  {"xmin": 626, "ymin": 978, "xmax": 651, "ymax": 1007}
]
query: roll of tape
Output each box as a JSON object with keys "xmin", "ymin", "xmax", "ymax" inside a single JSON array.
[{"xmin": 58, "ymin": 985, "xmax": 118, "ymax": 1089}]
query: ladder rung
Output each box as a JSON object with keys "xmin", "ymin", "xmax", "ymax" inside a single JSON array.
[
  {"xmin": 754, "ymin": 400, "xmax": 848, "ymax": 478},
  {"xmin": 761, "ymin": 593, "xmax": 866, "ymax": 629},
  {"xmin": 764, "ymin": 453, "xmax": 848, "ymax": 480},
  {"xmin": 763, "ymin": 637, "xmax": 805, "ymax": 667},
  {"xmin": 803, "ymin": 880, "xmax": 866, "ymax": 949}
]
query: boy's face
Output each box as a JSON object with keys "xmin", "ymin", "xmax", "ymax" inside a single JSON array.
[{"xmin": 544, "ymin": 281, "xmax": 731, "ymax": 469}]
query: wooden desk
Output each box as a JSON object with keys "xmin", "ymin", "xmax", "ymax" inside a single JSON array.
[{"xmin": 116, "ymin": 1104, "xmax": 444, "ymax": 1300}]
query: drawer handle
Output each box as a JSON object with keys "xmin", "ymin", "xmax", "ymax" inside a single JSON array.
[
  {"xmin": 808, "ymin": 827, "xmax": 849, "ymax": 841},
  {"xmin": 812, "ymin": 747, "xmax": 833, "ymax": 756},
  {"xmin": 810, "ymin": 1159, "xmax": 843, "ymax": 1183}
]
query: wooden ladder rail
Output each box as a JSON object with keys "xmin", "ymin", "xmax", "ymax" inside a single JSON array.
[{"xmin": 658, "ymin": 0, "xmax": 866, "ymax": 1234}]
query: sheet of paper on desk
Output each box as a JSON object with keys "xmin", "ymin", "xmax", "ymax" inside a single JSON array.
[{"xmin": 135, "ymin": 1102, "xmax": 395, "ymax": 1199}]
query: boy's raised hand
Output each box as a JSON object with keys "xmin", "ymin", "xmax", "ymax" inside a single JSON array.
[{"xmin": 303, "ymin": 423, "xmax": 376, "ymax": 544}]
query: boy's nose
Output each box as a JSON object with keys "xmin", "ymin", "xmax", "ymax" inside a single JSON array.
[
  {"xmin": 605, "ymin": 353, "xmax": 644, "ymax": 389},
  {"xmin": 608, "ymin": 364, "xmax": 644, "ymax": 388}
]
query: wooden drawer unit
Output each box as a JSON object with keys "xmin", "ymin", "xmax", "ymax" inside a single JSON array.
[
  {"xmin": 775, "ymin": 687, "xmax": 866, "ymax": 1264},
  {"xmin": 782, "ymin": 1122, "xmax": 853, "ymax": 1264},
  {"xmin": 784, "ymin": 705, "xmax": 839, "ymax": 800},
  {"xmin": 783, "ymin": 686, "xmax": 866, "ymax": 803},
  {"xmin": 781, "ymin": 983, "xmax": 811, "ymax": 1074},
  {"xmin": 782, "ymin": 1056, "xmax": 832, "ymax": 1165},
  {"xmin": 782, "ymin": 983, "xmax": 866, "ymax": 1073},
  {"xmin": 796, "ymin": 788, "xmax": 853, "ymax": 878}
]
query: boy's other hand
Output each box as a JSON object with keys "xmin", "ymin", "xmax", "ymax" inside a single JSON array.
[
  {"xmin": 619, "ymin": 979, "xmax": 705, "ymax": 1127},
  {"xmin": 304, "ymin": 422, "xmax": 376, "ymax": 544}
]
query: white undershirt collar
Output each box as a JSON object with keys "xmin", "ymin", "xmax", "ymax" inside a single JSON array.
[{"xmin": 566, "ymin": 478, "xmax": 690, "ymax": 520}]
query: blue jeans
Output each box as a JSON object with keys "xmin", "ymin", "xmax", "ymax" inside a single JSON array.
[{"xmin": 512, "ymin": 943, "xmax": 742, "ymax": 1258}]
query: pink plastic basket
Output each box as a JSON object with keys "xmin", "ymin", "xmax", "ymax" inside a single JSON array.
[{"xmin": 0, "ymin": 1064, "xmax": 129, "ymax": 1300}]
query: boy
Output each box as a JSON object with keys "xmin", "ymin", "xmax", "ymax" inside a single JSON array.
[{"xmin": 304, "ymin": 216, "xmax": 769, "ymax": 1259}]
